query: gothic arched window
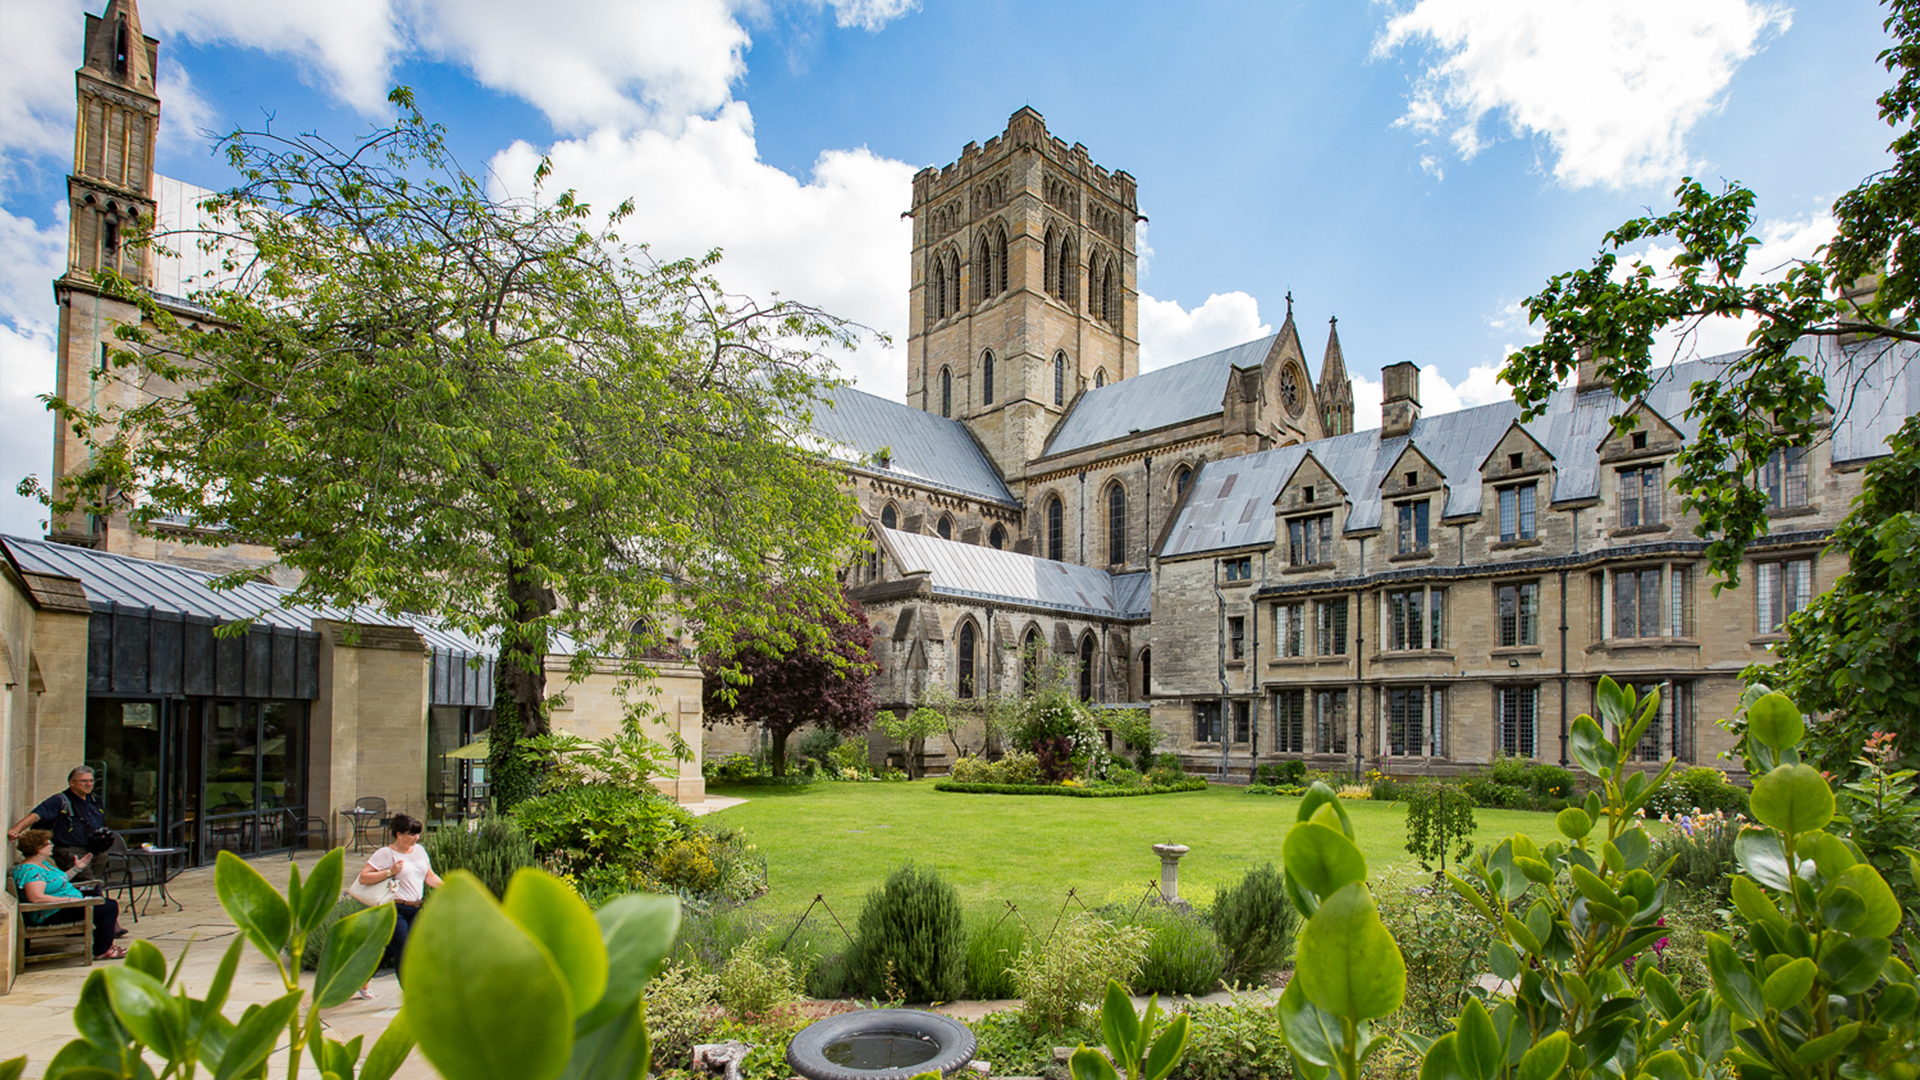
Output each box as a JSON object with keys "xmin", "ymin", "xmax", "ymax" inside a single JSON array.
[
  {"xmin": 989, "ymin": 523, "xmax": 1007, "ymax": 550},
  {"xmin": 982, "ymin": 350, "xmax": 995, "ymax": 405},
  {"xmin": 1054, "ymin": 352, "xmax": 1067, "ymax": 406},
  {"xmin": 941, "ymin": 367, "xmax": 953, "ymax": 418},
  {"xmin": 114, "ymin": 18, "xmax": 130, "ymax": 75},
  {"xmin": 881, "ymin": 503, "xmax": 898, "ymax": 530},
  {"xmin": 994, "ymin": 225, "xmax": 1009, "ymax": 294},
  {"xmin": 1058, "ymin": 234, "xmax": 1077, "ymax": 306},
  {"xmin": 1139, "ymin": 647, "xmax": 1152, "ymax": 698},
  {"xmin": 1094, "ymin": 368, "xmax": 1107, "ymax": 388},
  {"xmin": 937, "ymin": 514, "xmax": 953, "ymax": 540},
  {"xmin": 1046, "ymin": 496, "xmax": 1064, "ymax": 562},
  {"xmin": 1174, "ymin": 464, "xmax": 1193, "ymax": 500},
  {"xmin": 1043, "ymin": 227, "xmax": 1059, "ymax": 299},
  {"xmin": 1107, "ymin": 482, "xmax": 1127, "ymax": 565},
  {"xmin": 958, "ymin": 621, "xmax": 977, "ymax": 699},
  {"xmin": 1022, "ymin": 628, "xmax": 1043, "ymax": 695},
  {"xmin": 1078, "ymin": 634, "xmax": 1095, "ymax": 701}
]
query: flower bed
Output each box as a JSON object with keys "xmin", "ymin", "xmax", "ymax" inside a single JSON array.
[{"xmin": 933, "ymin": 778, "xmax": 1209, "ymax": 797}]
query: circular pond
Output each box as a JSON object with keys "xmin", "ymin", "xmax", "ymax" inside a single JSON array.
[{"xmin": 787, "ymin": 1009, "xmax": 977, "ymax": 1080}]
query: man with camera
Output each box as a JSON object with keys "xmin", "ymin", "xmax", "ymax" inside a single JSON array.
[{"xmin": 7, "ymin": 765, "xmax": 112, "ymax": 881}]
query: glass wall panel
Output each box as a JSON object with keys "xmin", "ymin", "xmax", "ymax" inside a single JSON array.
[{"xmin": 85, "ymin": 698, "xmax": 163, "ymax": 843}]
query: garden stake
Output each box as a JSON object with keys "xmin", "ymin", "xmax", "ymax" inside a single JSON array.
[{"xmin": 781, "ymin": 893, "xmax": 856, "ymax": 952}]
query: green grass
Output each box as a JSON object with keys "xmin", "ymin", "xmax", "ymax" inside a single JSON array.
[{"xmin": 707, "ymin": 780, "xmax": 1564, "ymax": 923}]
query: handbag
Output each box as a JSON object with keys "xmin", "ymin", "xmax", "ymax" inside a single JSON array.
[{"xmin": 346, "ymin": 864, "xmax": 399, "ymax": 907}]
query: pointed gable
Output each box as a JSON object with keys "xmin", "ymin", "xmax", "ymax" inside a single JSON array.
[
  {"xmin": 1274, "ymin": 450, "xmax": 1346, "ymax": 517},
  {"xmin": 1378, "ymin": 442, "xmax": 1447, "ymax": 499},
  {"xmin": 1479, "ymin": 421, "xmax": 1555, "ymax": 481},
  {"xmin": 1596, "ymin": 401, "xmax": 1685, "ymax": 463}
]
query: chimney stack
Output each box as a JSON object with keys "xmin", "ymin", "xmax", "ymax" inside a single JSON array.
[
  {"xmin": 1382, "ymin": 362, "xmax": 1420, "ymax": 438},
  {"xmin": 1576, "ymin": 342, "xmax": 1610, "ymax": 393}
]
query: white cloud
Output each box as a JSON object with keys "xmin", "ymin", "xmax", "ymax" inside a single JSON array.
[
  {"xmin": 827, "ymin": 0, "xmax": 919, "ymax": 31},
  {"xmin": 0, "ymin": 0, "xmax": 84, "ymax": 178},
  {"xmin": 1348, "ymin": 361, "xmax": 1511, "ymax": 433},
  {"xmin": 1375, "ymin": 0, "xmax": 1792, "ymax": 189},
  {"xmin": 490, "ymin": 104, "xmax": 919, "ymax": 396},
  {"xmin": 1138, "ymin": 292, "xmax": 1272, "ymax": 371},
  {"xmin": 0, "ymin": 203, "xmax": 67, "ymax": 539},
  {"xmin": 154, "ymin": 59, "xmax": 220, "ymax": 159},
  {"xmin": 155, "ymin": 0, "xmax": 404, "ymax": 115}
]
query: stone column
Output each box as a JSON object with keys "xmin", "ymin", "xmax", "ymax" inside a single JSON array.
[{"xmin": 1152, "ymin": 843, "xmax": 1190, "ymax": 904}]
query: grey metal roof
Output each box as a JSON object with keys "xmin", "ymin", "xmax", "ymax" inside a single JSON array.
[
  {"xmin": 884, "ymin": 528, "xmax": 1150, "ymax": 619},
  {"xmin": 2, "ymin": 534, "xmax": 493, "ymax": 658},
  {"xmin": 1043, "ymin": 335, "xmax": 1279, "ymax": 457},
  {"xmin": 809, "ymin": 384, "xmax": 1017, "ymax": 506},
  {"xmin": 1159, "ymin": 339, "xmax": 1920, "ymax": 559}
]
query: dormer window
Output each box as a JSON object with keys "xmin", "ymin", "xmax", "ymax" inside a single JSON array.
[
  {"xmin": 1631, "ymin": 431, "xmax": 1648, "ymax": 451},
  {"xmin": 1763, "ymin": 447, "xmax": 1810, "ymax": 509},
  {"xmin": 1396, "ymin": 500, "xmax": 1430, "ymax": 554},
  {"xmin": 1499, "ymin": 483, "xmax": 1537, "ymax": 541},
  {"xmin": 1618, "ymin": 464, "xmax": 1663, "ymax": 527}
]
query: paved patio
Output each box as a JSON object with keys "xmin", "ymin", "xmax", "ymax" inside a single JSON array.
[{"xmin": 3, "ymin": 852, "xmax": 431, "ymax": 1080}]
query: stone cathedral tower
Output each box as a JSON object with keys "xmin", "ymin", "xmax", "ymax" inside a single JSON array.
[
  {"xmin": 49, "ymin": 0, "xmax": 163, "ymax": 549},
  {"xmin": 907, "ymin": 108, "xmax": 1140, "ymax": 486}
]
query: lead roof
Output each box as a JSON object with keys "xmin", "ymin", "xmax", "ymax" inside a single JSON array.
[
  {"xmin": 1042, "ymin": 335, "xmax": 1280, "ymax": 457},
  {"xmin": 883, "ymin": 527, "xmax": 1150, "ymax": 619},
  {"xmin": 1159, "ymin": 339, "xmax": 1920, "ymax": 559},
  {"xmin": 810, "ymin": 384, "xmax": 1017, "ymax": 506}
]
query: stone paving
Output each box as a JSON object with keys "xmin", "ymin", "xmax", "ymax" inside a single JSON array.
[{"xmin": 2, "ymin": 852, "xmax": 429, "ymax": 1079}]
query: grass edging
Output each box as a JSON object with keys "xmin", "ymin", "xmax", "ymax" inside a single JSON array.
[{"xmin": 933, "ymin": 778, "xmax": 1209, "ymax": 797}]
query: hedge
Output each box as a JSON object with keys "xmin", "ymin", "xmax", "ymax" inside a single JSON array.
[{"xmin": 933, "ymin": 778, "xmax": 1209, "ymax": 798}]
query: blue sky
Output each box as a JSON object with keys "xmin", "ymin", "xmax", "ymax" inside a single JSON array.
[{"xmin": 0, "ymin": 0, "xmax": 1899, "ymax": 537}]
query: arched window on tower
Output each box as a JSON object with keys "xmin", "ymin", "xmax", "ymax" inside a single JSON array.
[
  {"xmin": 1107, "ymin": 482, "xmax": 1127, "ymax": 565},
  {"xmin": 1054, "ymin": 352, "xmax": 1067, "ymax": 406},
  {"xmin": 1095, "ymin": 368, "xmax": 1107, "ymax": 388},
  {"xmin": 881, "ymin": 503, "xmax": 898, "ymax": 530},
  {"xmin": 1043, "ymin": 227, "xmax": 1059, "ymax": 299},
  {"xmin": 1058, "ymin": 234, "xmax": 1077, "ymax": 306},
  {"xmin": 937, "ymin": 514, "xmax": 953, "ymax": 540},
  {"xmin": 930, "ymin": 257, "xmax": 947, "ymax": 323},
  {"xmin": 1079, "ymin": 635, "xmax": 1096, "ymax": 701},
  {"xmin": 982, "ymin": 350, "xmax": 995, "ymax": 405},
  {"xmin": 941, "ymin": 367, "xmax": 953, "ymax": 418},
  {"xmin": 958, "ymin": 621, "xmax": 977, "ymax": 699},
  {"xmin": 114, "ymin": 18, "xmax": 130, "ymax": 75},
  {"xmin": 994, "ymin": 225, "xmax": 1009, "ymax": 294},
  {"xmin": 989, "ymin": 523, "xmax": 1007, "ymax": 550},
  {"xmin": 1022, "ymin": 628, "xmax": 1043, "ymax": 695},
  {"xmin": 1174, "ymin": 465, "xmax": 1193, "ymax": 500},
  {"xmin": 1046, "ymin": 496, "xmax": 1064, "ymax": 562}
]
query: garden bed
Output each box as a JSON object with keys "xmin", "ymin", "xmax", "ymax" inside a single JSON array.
[{"xmin": 934, "ymin": 778, "xmax": 1209, "ymax": 797}]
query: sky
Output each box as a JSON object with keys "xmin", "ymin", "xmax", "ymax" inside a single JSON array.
[{"xmin": 0, "ymin": 0, "xmax": 1900, "ymax": 538}]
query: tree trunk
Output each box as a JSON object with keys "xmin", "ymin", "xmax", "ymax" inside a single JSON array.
[
  {"xmin": 489, "ymin": 544, "xmax": 555, "ymax": 812},
  {"xmin": 907, "ymin": 735, "xmax": 924, "ymax": 780},
  {"xmin": 769, "ymin": 727, "xmax": 790, "ymax": 777}
]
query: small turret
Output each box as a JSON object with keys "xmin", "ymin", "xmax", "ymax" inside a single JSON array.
[{"xmin": 1318, "ymin": 316, "xmax": 1355, "ymax": 436}]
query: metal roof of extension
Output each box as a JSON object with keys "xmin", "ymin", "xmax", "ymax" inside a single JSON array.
[
  {"xmin": 1159, "ymin": 339, "xmax": 1920, "ymax": 559},
  {"xmin": 1043, "ymin": 335, "xmax": 1280, "ymax": 457},
  {"xmin": 883, "ymin": 528, "xmax": 1151, "ymax": 619},
  {"xmin": 809, "ymin": 384, "xmax": 1017, "ymax": 506},
  {"xmin": 1, "ymin": 534, "xmax": 493, "ymax": 657}
]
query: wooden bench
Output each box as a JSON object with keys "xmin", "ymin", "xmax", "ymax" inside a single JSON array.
[{"xmin": 5, "ymin": 872, "xmax": 103, "ymax": 968}]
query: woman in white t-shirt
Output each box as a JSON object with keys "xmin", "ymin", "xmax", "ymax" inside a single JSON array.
[{"xmin": 354, "ymin": 813, "xmax": 443, "ymax": 997}]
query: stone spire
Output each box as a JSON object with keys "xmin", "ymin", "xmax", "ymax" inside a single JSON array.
[{"xmin": 1318, "ymin": 315, "xmax": 1355, "ymax": 436}]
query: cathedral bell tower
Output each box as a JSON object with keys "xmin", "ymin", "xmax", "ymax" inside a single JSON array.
[
  {"xmin": 49, "ymin": 0, "xmax": 163, "ymax": 548},
  {"xmin": 907, "ymin": 108, "xmax": 1140, "ymax": 485}
]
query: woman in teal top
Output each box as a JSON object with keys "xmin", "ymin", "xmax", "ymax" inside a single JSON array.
[{"xmin": 12, "ymin": 828, "xmax": 124, "ymax": 959}]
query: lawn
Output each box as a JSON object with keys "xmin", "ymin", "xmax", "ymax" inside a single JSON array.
[{"xmin": 706, "ymin": 780, "xmax": 1565, "ymax": 924}]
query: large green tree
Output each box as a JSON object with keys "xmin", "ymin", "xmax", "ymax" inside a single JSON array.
[
  {"xmin": 1502, "ymin": 0, "xmax": 1919, "ymax": 582},
  {"xmin": 35, "ymin": 94, "xmax": 867, "ymax": 802}
]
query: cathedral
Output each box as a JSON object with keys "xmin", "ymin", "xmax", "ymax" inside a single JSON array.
[{"xmin": 24, "ymin": 1, "xmax": 1920, "ymax": 784}]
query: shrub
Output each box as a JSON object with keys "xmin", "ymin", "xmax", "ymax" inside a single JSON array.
[
  {"xmin": 1649, "ymin": 808, "xmax": 1740, "ymax": 904},
  {"xmin": 1106, "ymin": 708, "xmax": 1163, "ymax": 773},
  {"xmin": 643, "ymin": 962, "xmax": 721, "ymax": 1071},
  {"xmin": 1106, "ymin": 765, "xmax": 1145, "ymax": 789},
  {"xmin": 1370, "ymin": 776, "xmax": 1414, "ymax": 801},
  {"xmin": 1010, "ymin": 912, "xmax": 1151, "ymax": 1032},
  {"xmin": 1211, "ymin": 862, "xmax": 1294, "ymax": 984},
  {"xmin": 1376, "ymin": 877, "xmax": 1486, "ymax": 1035},
  {"xmin": 792, "ymin": 725, "xmax": 842, "ymax": 768},
  {"xmin": 1459, "ymin": 777, "xmax": 1524, "ymax": 809},
  {"xmin": 1255, "ymin": 759, "xmax": 1308, "ymax": 786},
  {"xmin": 705, "ymin": 752, "xmax": 768, "ymax": 784},
  {"xmin": 1147, "ymin": 755, "xmax": 1188, "ymax": 786},
  {"xmin": 422, "ymin": 815, "xmax": 539, "ymax": 899},
  {"xmin": 1336, "ymin": 783, "xmax": 1372, "ymax": 800},
  {"xmin": 1486, "ymin": 756, "xmax": 1529, "ymax": 787},
  {"xmin": 653, "ymin": 833, "xmax": 722, "ymax": 893},
  {"xmin": 1646, "ymin": 765, "xmax": 1749, "ymax": 817},
  {"xmin": 969, "ymin": 1008, "xmax": 1092, "ymax": 1078},
  {"xmin": 849, "ymin": 864, "xmax": 966, "ymax": 1002},
  {"xmin": 1170, "ymin": 997, "xmax": 1293, "ymax": 1080},
  {"xmin": 1525, "ymin": 763, "xmax": 1576, "ymax": 800},
  {"xmin": 964, "ymin": 915, "xmax": 1028, "ymax": 1000},
  {"xmin": 828, "ymin": 734, "xmax": 874, "ymax": 778},
  {"xmin": 698, "ymin": 824, "xmax": 770, "ymax": 903},
  {"xmin": 1129, "ymin": 904, "xmax": 1225, "ymax": 996},
  {"xmin": 1402, "ymin": 782, "xmax": 1476, "ymax": 875},
  {"xmin": 515, "ymin": 783, "xmax": 694, "ymax": 865},
  {"xmin": 716, "ymin": 938, "xmax": 801, "ymax": 1019}
]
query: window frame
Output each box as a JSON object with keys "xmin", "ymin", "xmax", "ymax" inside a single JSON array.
[
  {"xmin": 1194, "ymin": 700, "xmax": 1222, "ymax": 744},
  {"xmin": 1107, "ymin": 482, "xmax": 1127, "ymax": 565},
  {"xmin": 1315, "ymin": 597, "xmax": 1348, "ymax": 656},
  {"xmin": 1273, "ymin": 602, "xmax": 1306, "ymax": 658},
  {"xmin": 1497, "ymin": 580, "xmax": 1540, "ymax": 647},
  {"xmin": 1617, "ymin": 463, "xmax": 1664, "ymax": 528},
  {"xmin": 1762, "ymin": 446, "xmax": 1811, "ymax": 510},
  {"xmin": 1395, "ymin": 499, "xmax": 1431, "ymax": 555},
  {"xmin": 1227, "ymin": 616, "xmax": 1246, "ymax": 661},
  {"xmin": 1498, "ymin": 482, "xmax": 1538, "ymax": 542},
  {"xmin": 1288, "ymin": 513, "xmax": 1335, "ymax": 567},
  {"xmin": 1273, "ymin": 689, "xmax": 1306, "ymax": 754},
  {"xmin": 1384, "ymin": 585, "xmax": 1447, "ymax": 650},
  {"xmin": 1314, "ymin": 690, "xmax": 1349, "ymax": 755},
  {"xmin": 1754, "ymin": 556, "xmax": 1814, "ymax": 635},
  {"xmin": 1496, "ymin": 685, "xmax": 1538, "ymax": 759}
]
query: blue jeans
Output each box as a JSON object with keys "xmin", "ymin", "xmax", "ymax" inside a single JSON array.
[{"xmin": 382, "ymin": 901, "xmax": 420, "ymax": 972}]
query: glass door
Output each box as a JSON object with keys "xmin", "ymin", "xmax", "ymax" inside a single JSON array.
[
  {"xmin": 85, "ymin": 698, "xmax": 164, "ymax": 845},
  {"xmin": 199, "ymin": 700, "xmax": 310, "ymax": 860}
]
